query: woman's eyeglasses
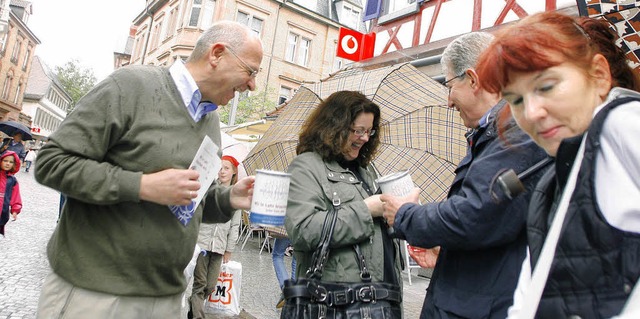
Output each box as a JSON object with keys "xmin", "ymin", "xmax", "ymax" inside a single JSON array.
[{"xmin": 350, "ymin": 128, "xmax": 376, "ymax": 137}]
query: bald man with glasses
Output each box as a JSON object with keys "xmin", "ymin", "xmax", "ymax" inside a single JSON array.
[{"xmin": 34, "ymin": 21, "xmax": 262, "ymax": 318}]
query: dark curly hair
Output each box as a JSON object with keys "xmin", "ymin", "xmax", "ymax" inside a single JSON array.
[{"xmin": 296, "ymin": 91, "xmax": 381, "ymax": 167}]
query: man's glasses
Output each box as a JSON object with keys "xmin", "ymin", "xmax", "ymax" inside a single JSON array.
[
  {"xmin": 443, "ymin": 71, "xmax": 466, "ymax": 94},
  {"xmin": 224, "ymin": 45, "xmax": 258, "ymax": 78},
  {"xmin": 350, "ymin": 128, "xmax": 376, "ymax": 137}
]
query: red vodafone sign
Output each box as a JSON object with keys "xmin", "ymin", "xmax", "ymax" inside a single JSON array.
[{"xmin": 336, "ymin": 27, "xmax": 376, "ymax": 62}]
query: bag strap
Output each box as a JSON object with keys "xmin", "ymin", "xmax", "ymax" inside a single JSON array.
[
  {"xmin": 520, "ymin": 134, "xmax": 587, "ymax": 319},
  {"xmin": 306, "ymin": 191, "xmax": 341, "ymax": 280},
  {"xmin": 354, "ymin": 244, "xmax": 371, "ymax": 282},
  {"xmin": 304, "ymin": 191, "xmax": 372, "ymax": 282},
  {"xmin": 305, "ymin": 166, "xmax": 377, "ymax": 283}
]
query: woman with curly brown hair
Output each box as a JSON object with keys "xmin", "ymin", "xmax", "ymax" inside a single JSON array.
[{"xmin": 283, "ymin": 90, "xmax": 403, "ymax": 317}]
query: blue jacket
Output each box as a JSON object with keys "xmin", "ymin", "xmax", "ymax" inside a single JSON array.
[
  {"xmin": 2, "ymin": 138, "xmax": 25, "ymax": 161},
  {"xmin": 393, "ymin": 101, "xmax": 548, "ymax": 319}
]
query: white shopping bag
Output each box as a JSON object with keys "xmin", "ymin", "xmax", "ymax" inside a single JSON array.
[
  {"xmin": 204, "ymin": 260, "xmax": 242, "ymax": 316},
  {"xmin": 181, "ymin": 245, "xmax": 202, "ymax": 319}
]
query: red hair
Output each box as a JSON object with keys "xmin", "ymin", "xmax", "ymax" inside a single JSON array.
[
  {"xmin": 477, "ymin": 11, "xmax": 640, "ymax": 94},
  {"xmin": 476, "ymin": 11, "xmax": 640, "ymax": 136}
]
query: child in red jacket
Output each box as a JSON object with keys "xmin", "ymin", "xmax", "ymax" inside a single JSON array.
[{"xmin": 0, "ymin": 150, "xmax": 22, "ymax": 236}]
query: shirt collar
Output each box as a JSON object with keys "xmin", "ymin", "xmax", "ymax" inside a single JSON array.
[
  {"xmin": 464, "ymin": 100, "xmax": 505, "ymax": 145},
  {"xmin": 169, "ymin": 60, "xmax": 218, "ymax": 122},
  {"xmin": 594, "ymin": 87, "xmax": 640, "ymax": 116},
  {"xmin": 169, "ymin": 60, "xmax": 198, "ymax": 108},
  {"xmin": 464, "ymin": 105, "xmax": 493, "ymax": 141},
  {"xmin": 477, "ymin": 107, "xmax": 492, "ymax": 129}
]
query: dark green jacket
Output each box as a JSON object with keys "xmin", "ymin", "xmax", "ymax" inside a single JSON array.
[{"xmin": 286, "ymin": 152, "xmax": 403, "ymax": 285}]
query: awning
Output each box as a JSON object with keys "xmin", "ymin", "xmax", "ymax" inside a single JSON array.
[{"xmin": 223, "ymin": 119, "xmax": 273, "ymax": 141}]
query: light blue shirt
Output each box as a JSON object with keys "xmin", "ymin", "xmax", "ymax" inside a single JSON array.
[
  {"xmin": 464, "ymin": 104, "xmax": 494, "ymax": 146},
  {"xmin": 169, "ymin": 60, "xmax": 218, "ymax": 122}
]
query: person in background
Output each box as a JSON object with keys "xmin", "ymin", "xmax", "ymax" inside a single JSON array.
[
  {"xmin": 0, "ymin": 151, "xmax": 22, "ymax": 236},
  {"xmin": 476, "ymin": 11, "xmax": 640, "ymax": 318},
  {"xmin": 189, "ymin": 155, "xmax": 242, "ymax": 319},
  {"xmin": 272, "ymin": 235, "xmax": 296, "ymax": 309},
  {"xmin": 380, "ymin": 31, "xmax": 548, "ymax": 319},
  {"xmin": 285, "ymin": 90, "xmax": 403, "ymax": 316},
  {"xmin": 33, "ymin": 21, "xmax": 260, "ymax": 318},
  {"xmin": 23, "ymin": 148, "xmax": 36, "ymax": 172},
  {"xmin": 1, "ymin": 132, "xmax": 26, "ymax": 162}
]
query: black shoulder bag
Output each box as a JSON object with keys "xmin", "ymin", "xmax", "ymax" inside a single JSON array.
[{"xmin": 280, "ymin": 192, "xmax": 403, "ymax": 319}]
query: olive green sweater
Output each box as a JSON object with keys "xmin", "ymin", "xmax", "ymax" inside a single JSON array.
[{"xmin": 35, "ymin": 65, "xmax": 234, "ymax": 297}]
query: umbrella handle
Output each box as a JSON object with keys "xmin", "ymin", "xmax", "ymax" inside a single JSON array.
[{"xmin": 496, "ymin": 157, "xmax": 553, "ymax": 200}]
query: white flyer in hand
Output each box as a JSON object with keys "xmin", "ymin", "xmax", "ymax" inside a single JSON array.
[
  {"xmin": 190, "ymin": 135, "xmax": 221, "ymax": 207},
  {"xmin": 169, "ymin": 135, "xmax": 221, "ymax": 226}
]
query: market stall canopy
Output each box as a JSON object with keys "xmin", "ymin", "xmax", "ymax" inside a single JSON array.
[{"xmin": 223, "ymin": 119, "xmax": 273, "ymax": 142}]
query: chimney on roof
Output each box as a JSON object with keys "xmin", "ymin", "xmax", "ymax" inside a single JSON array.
[{"xmin": 129, "ymin": 25, "xmax": 137, "ymax": 37}]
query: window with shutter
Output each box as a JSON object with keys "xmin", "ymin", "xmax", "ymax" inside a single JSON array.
[{"xmin": 363, "ymin": 0, "xmax": 382, "ymax": 21}]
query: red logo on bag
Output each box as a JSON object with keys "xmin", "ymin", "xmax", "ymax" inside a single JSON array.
[
  {"xmin": 336, "ymin": 27, "xmax": 376, "ymax": 62},
  {"xmin": 209, "ymin": 276, "xmax": 234, "ymax": 305}
]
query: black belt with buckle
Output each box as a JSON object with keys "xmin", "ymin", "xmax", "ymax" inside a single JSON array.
[{"xmin": 283, "ymin": 279, "xmax": 402, "ymax": 306}]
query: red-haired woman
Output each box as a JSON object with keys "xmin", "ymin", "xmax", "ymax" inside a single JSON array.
[{"xmin": 476, "ymin": 11, "xmax": 640, "ymax": 319}]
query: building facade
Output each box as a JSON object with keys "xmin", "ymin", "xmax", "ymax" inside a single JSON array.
[
  {"xmin": 22, "ymin": 55, "xmax": 72, "ymax": 147},
  {"xmin": 356, "ymin": 0, "xmax": 578, "ymax": 78},
  {"xmin": 0, "ymin": 0, "xmax": 38, "ymax": 127},
  {"xmin": 117, "ymin": 0, "xmax": 366, "ymax": 123}
]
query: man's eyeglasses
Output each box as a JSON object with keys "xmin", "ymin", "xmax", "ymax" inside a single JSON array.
[
  {"xmin": 224, "ymin": 45, "xmax": 258, "ymax": 78},
  {"xmin": 443, "ymin": 72, "xmax": 466, "ymax": 94},
  {"xmin": 350, "ymin": 128, "xmax": 376, "ymax": 137}
]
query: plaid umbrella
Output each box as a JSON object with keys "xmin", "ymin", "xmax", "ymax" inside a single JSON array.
[
  {"xmin": 577, "ymin": 1, "xmax": 640, "ymax": 74},
  {"xmin": 243, "ymin": 63, "xmax": 467, "ymax": 202}
]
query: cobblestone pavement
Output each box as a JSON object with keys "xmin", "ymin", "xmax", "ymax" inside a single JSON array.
[
  {"xmin": 0, "ymin": 169, "xmax": 59, "ymax": 319},
  {"xmin": 0, "ymin": 171, "xmax": 430, "ymax": 319}
]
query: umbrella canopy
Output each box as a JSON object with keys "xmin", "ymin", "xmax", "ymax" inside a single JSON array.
[
  {"xmin": 244, "ymin": 63, "xmax": 468, "ymax": 202},
  {"xmin": 0, "ymin": 120, "xmax": 33, "ymax": 140}
]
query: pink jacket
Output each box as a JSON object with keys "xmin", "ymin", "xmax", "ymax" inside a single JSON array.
[{"xmin": 0, "ymin": 150, "xmax": 22, "ymax": 215}]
